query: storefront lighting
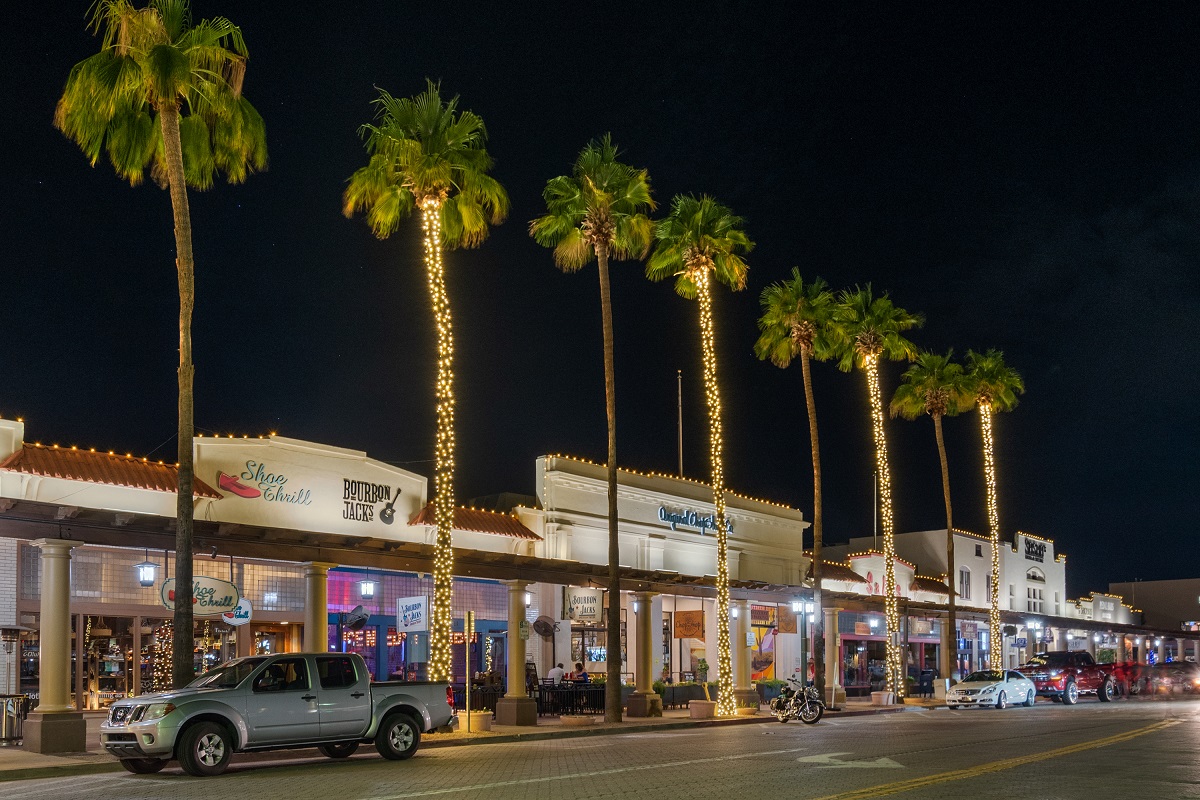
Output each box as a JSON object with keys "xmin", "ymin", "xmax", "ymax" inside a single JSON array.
[
  {"xmin": 524, "ymin": 591, "xmax": 532, "ymax": 608},
  {"xmin": 1155, "ymin": 638, "xmax": 1162, "ymax": 647},
  {"xmin": 360, "ymin": 579, "xmax": 377, "ymax": 600},
  {"xmin": 135, "ymin": 549, "xmax": 159, "ymax": 588},
  {"xmin": 632, "ymin": 599, "xmax": 639, "ymax": 613},
  {"xmin": 791, "ymin": 598, "xmax": 803, "ymax": 613},
  {"xmin": 264, "ymin": 592, "xmax": 279, "ymax": 605},
  {"xmin": 730, "ymin": 606, "xmax": 739, "ymax": 619},
  {"xmin": 869, "ymin": 617, "xmax": 879, "ymax": 629}
]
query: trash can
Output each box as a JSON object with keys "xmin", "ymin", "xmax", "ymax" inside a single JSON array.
[{"xmin": 0, "ymin": 695, "xmax": 27, "ymax": 745}]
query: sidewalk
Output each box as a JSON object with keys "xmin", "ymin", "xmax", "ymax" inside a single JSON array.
[{"xmin": 0, "ymin": 701, "xmax": 918, "ymax": 783}]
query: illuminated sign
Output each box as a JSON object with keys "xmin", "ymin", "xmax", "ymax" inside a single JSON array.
[
  {"xmin": 1024, "ymin": 539, "xmax": 1046, "ymax": 562},
  {"xmin": 658, "ymin": 506, "xmax": 732, "ymax": 535}
]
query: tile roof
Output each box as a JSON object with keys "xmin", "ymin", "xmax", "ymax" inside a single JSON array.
[
  {"xmin": 910, "ymin": 575, "xmax": 950, "ymax": 595},
  {"xmin": 807, "ymin": 560, "xmax": 868, "ymax": 584},
  {"xmin": 409, "ymin": 504, "xmax": 542, "ymax": 540},
  {"xmin": 0, "ymin": 443, "xmax": 222, "ymax": 498}
]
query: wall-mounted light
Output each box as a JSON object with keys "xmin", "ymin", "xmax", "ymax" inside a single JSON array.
[
  {"xmin": 791, "ymin": 598, "xmax": 803, "ymax": 613},
  {"xmin": 632, "ymin": 599, "xmax": 640, "ymax": 614},
  {"xmin": 731, "ymin": 606, "xmax": 739, "ymax": 619},
  {"xmin": 359, "ymin": 579, "xmax": 377, "ymax": 600},
  {"xmin": 134, "ymin": 549, "xmax": 159, "ymax": 588},
  {"xmin": 869, "ymin": 617, "xmax": 879, "ymax": 629},
  {"xmin": 524, "ymin": 591, "xmax": 532, "ymax": 608},
  {"xmin": 1155, "ymin": 638, "xmax": 1162, "ymax": 647}
]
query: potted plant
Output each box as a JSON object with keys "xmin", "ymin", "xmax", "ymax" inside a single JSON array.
[{"xmin": 696, "ymin": 658, "xmax": 709, "ymax": 683}]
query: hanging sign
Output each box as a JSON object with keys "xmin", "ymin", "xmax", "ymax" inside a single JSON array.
[
  {"xmin": 223, "ymin": 598, "xmax": 253, "ymax": 626},
  {"xmin": 777, "ymin": 605, "xmax": 798, "ymax": 634},
  {"xmin": 161, "ymin": 576, "xmax": 241, "ymax": 616},
  {"xmin": 674, "ymin": 610, "xmax": 705, "ymax": 639},
  {"xmin": 563, "ymin": 587, "xmax": 604, "ymax": 623},
  {"xmin": 397, "ymin": 596, "xmax": 429, "ymax": 633}
]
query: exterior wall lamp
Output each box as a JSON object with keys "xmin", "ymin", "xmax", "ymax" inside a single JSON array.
[
  {"xmin": 359, "ymin": 579, "xmax": 377, "ymax": 600},
  {"xmin": 134, "ymin": 548, "xmax": 159, "ymax": 588},
  {"xmin": 524, "ymin": 591, "xmax": 532, "ymax": 608}
]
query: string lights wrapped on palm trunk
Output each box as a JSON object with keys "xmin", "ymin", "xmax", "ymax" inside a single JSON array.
[{"xmin": 980, "ymin": 400, "xmax": 1002, "ymax": 667}]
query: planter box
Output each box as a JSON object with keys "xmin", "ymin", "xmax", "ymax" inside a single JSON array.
[
  {"xmin": 560, "ymin": 715, "xmax": 596, "ymax": 727},
  {"xmin": 735, "ymin": 706, "xmax": 759, "ymax": 716},
  {"xmin": 870, "ymin": 691, "xmax": 895, "ymax": 706},
  {"xmin": 464, "ymin": 710, "xmax": 492, "ymax": 732},
  {"xmin": 688, "ymin": 700, "xmax": 717, "ymax": 719}
]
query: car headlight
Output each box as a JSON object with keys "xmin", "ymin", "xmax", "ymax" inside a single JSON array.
[
  {"xmin": 1049, "ymin": 670, "xmax": 1061, "ymax": 677},
  {"xmin": 979, "ymin": 687, "xmax": 996, "ymax": 694},
  {"xmin": 140, "ymin": 703, "xmax": 176, "ymax": 721}
]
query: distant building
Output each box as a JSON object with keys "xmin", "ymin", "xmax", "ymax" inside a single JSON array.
[{"xmin": 1109, "ymin": 579, "xmax": 1200, "ymax": 631}]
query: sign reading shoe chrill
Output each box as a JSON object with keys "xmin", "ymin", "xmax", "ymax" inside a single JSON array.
[
  {"xmin": 196, "ymin": 435, "xmax": 426, "ymax": 539},
  {"xmin": 161, "ymin": 576, "xmax": 241, "ymax": 616}
]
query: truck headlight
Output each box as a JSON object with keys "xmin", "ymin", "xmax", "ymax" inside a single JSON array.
[{"xmin": 140, "ymin": 703, "xmax": 176, "ymax": 721}]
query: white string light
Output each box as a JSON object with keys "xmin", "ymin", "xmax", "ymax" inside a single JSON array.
[{"xmin": 980, "ymin": 400, "xmax": 1002, "ymax": 668}]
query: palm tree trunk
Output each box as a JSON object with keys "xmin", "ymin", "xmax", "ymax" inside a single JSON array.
[
  {"xmin": 596, "ymin": 244, "xmax": 622, "ymax": 723},
  {"xmin": 422, "ymin": 199, "xmax": 456, "ymax": 682},
  {"xmin": 695, "ymin": 272, "xmax": 735, "ymax": 716},
  {"xmin": 979, "ymin": 401, "xmax": 1001, "ymax": 669},
  {"xmin": 160, "ymin": 104, "xmax": 196, "ymax": 690},
  {"xmin": 800, "ymin": 350, "xmax": 825, "ymax": 698},
  {"xmin": 864, "ymin": 356, "xmax": 902, "ymax": 696},
  {"xmin": 933, "ymin": 413, "xmax": 956, "ymax": 681}
]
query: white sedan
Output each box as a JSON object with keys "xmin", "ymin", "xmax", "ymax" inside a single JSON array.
[{"xmin": 946, "ymin": 669, "xmax": 1036, "ymax": 709}]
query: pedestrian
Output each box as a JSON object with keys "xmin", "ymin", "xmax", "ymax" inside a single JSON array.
[{"xmin": 547, "ymin": 662, "xmax": 566, "ymax": 684}]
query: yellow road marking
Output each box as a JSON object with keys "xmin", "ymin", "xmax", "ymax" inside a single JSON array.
[{"xmin": 811, "ymin": 718, "xmax": 1179, "ymax": 800}]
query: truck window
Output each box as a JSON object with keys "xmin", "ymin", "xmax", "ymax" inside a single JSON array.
[
  {"xmin": 317, "ymin": 656, "xmax": 359, "ymax": 689},
  {"xmin": 253, "ymin": 658, "xmax": 309, "ymax": 692}
]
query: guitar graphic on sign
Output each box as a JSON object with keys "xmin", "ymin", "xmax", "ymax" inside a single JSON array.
[{"xmin": 378, "ymin": 488, "xmax": 402, "ymax": 525}]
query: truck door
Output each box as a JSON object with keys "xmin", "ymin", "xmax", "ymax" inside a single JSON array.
[
  {"xmin": 316, "ymin": 655, "xmax": 373, "ymax": 738},
  {"xmin": 246, "ymin": 657, "xmax": 320, "ymax": 744}
]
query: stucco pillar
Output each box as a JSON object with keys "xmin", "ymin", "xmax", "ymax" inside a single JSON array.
[
  {"xmin": 732, "ymin": 598, "xmax": 758, "ymax": 711},
  {"xmin": 628, "ymin": 591, "xmax": 662, "ymax": 717},
  {"xmin": 495, "ymin": 580, "xmax": 536, "ymax": 725},
  {"xmin": 1156, "ymin": 637, "xmax": 1165, "ymax": 665},
  {"xmin": 1192, "ymin": 640, "xmax": 1200, "ymax": 664},
  {"xmin": 824, "ymin": 606, "xmax": 845, "ymax": 707},
  {"xmin": 1176, "ymin": 639, "xmax": 1186, "ymax": 666},
  {"xmin": 302, "ymin": 562, "xmax": 337, "ymax": 652},
  {"xmin": 24, "ymin": 539, "xmax": 86, "ymax": 754}
]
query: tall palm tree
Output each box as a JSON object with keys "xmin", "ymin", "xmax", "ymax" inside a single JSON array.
[
  {"xmin": 753, "ymin": 270, "xmax": 835, "ymax": 699},
  {"xmin": 530, "ymin": 135, "xmax": 654, "ymax": 722},
  {"xmin": 963, "ymin": 349, "xmax": 1024, "ymax": 670},
  {"xmin": 889, "ymin": 350, "xmax": 970, "ymax": 681},
  {"xmin": 55, "ymin": 0, "xmax": 267, "ymax": 689},
  {"xmin": 831, "ymin": 286, "xmax": 923, "ymax": 697},
  {"xmin": 344, "ymin": 81, "xmax": 508, "ymax": 681},
  {"xmin": 647, "ymin": 195, "xmax": 753, "ymax": 717}
]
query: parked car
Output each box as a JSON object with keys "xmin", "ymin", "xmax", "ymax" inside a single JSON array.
[
  {"xmin": 99, "ymin": 652, "xmax": 456, "ymax": 776},
  {"xmin": 946, "ymin": 669, "xmax": 1036, "ymax": 710},
  {"xmin": 1019, "ymin": 651, "xmax": 1117, "ymax": 704}
]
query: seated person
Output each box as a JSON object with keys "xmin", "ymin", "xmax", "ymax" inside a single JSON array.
[
  {"xmin": 571, "ymin": 661, "xmax": 589, "ymax": 682},
  {"xmin": 546, "ymin": 663, "xmax": 566, "ymax": 684},
  {"xmin": 254, "ymin": 664, "xmax": 286, "ymax": 692}
]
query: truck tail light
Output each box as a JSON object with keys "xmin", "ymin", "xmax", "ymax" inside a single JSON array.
[{"xmin": 446, "ymin": 686, "xmax": 455, "ymax": 712}]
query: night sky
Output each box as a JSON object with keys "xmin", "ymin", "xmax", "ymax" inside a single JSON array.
[{"xmin": 7, "ymin": 4, "xmax": 1198, "ymax": 598}]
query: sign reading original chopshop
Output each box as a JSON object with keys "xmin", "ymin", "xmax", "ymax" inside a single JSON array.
[{"xmin": 161, "ymin": 576, "xmax": 241, "ymax": 616}]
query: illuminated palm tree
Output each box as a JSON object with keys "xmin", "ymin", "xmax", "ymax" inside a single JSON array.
[
  {"xmin": 647, "ymin": 195, "xmax": 753, "ymax": 716},
  {"xmin": 754, "ymin": 270, "xmax": 835, "ymax": 699},
  {"xmin": 963, "ymin": 349, "xmax": 1024, "ymax": 669},
  {"xmin": 344, "ymin": 81, "xmax": 508, "ymax": 681},
  {"xmin": 55, "ymin": 0, "xmax": 267, "ymax": 688},
  {"xmin": 831, "ymin": 286, "xmax": 922, "ymax": 696},
  {"xmin": 530, "ymin": 135, "xmax": 654, "ymax": 721},
  {"xmin": 890, "ymin": 350, "xmax": 970, "ymax": 680}
]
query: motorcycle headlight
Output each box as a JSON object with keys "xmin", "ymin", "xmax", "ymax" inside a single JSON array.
[{"xmin": 140, "ymin": 702, "xmax": 176, "ymax": 721}]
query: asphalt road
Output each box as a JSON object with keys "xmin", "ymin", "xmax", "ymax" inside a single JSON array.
[{"xmin": 7, "ymin": 700, "xmax": 1198, "ymax": 800}]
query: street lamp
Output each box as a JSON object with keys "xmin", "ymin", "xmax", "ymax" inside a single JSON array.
[{"xmin": 134, "ymin": 549, "xmax": 159, "ymax": 588}]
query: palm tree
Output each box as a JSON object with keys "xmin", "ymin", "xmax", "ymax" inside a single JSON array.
[
  {"xmin": 530, "ymin": 135, "xmax": 654, "ymax": 722},
  {"xmin": 55, "ymin": 0, "xmax": 267, "ymax": 689},
  {"xmin": 647, "ymin": 195, "xmax": 753, "ymax": 717},
  {"xmin": 753, "ymin": 270, "xmax": 835, "ymax": 700},
  {"xmin": 963, "ymin": 349, "xmax": 1024, "ymax": 670},
  {"xmin": 344, "ymin": 81, "xmax": 508, "ymax": 681},
  {"xmin": 831, "ymin": 286, "xmax": 922, "ymax": 697},
  {"xmin": 889, "ymin": 350, "xmax": 970, "ymax": 681}
]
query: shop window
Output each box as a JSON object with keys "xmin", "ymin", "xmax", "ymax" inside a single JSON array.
[{"xmin": 975, "ymin": 544, "xmax": 983, "ymax": 558}]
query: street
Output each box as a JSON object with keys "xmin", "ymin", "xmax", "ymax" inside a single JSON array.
[{"xmin": 6, "ymin": 700, "xmax": 1197, "ymax": 799}]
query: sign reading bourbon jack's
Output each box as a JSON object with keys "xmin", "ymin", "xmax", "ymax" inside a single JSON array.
[{"xmin": 563, "ymin": 587, "xmax": 604, "ymax": 623}]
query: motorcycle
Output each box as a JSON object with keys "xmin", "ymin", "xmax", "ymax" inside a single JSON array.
[{"xmin": 769, "ymin": 674, "xmax": 825, "ymax": 724}]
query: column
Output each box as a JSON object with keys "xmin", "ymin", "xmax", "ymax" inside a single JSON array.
[
  {"xmin": 628, "ymin": 591, "xmax": 661, "ymax": 717},
  {"xmin": 302, "ymin": 562, "xmax": 337, "ymax": 652},
  {"xmin": 1156, "ymin": 637, "xmax": 1165, "ymax": 665},
  {"xmin": 494, "ymin": 580, "xmax": 536, "ymax": 725},
  {"xmin": 824, "ymin": 606, "xmax": 844, "ymax": 707},
  {"xmin": 1192, "ymin": 640, "xmax": 1200, "ymax": 664},
  {"xmin": 732, "ymin": 598, "xmax": 758, "ymax": 712},
  {"xmin": 1176, "ymin": 639, "xmax": 1186, "ymax": 667},
  {"xmin": 24, "ymin": 539, "xmax": 87, "ymax": 754}
]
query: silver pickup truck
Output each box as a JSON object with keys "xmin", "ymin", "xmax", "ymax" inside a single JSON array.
[{"xmin": 99, "ymin": 652, "xmax": 456, "ymax": 776}]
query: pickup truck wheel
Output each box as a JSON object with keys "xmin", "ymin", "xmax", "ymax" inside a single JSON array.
[
  {"xmin": 1062, "ymin": 681, "xmax": 1079, "ymax": 705},
  {"xmin": 1099, "ymin": 677, "xmax": 1115, "ymax": 702},
  {"xmin": 375, "ymin": 713, "xmax": 421, "ymax": 760},
  {"xmin": 177, "ymin": 721, "xmax": 233, "ymax": 777},
  {"xmin": 120, "ymin": 758, "xmax": 167, "ymax": 774},
  {"xmin": 318, "ymin": 742, "xmax": 360, "ymax": 759}
]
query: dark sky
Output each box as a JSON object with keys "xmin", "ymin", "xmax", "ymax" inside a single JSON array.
[{"xmin": 7, "ymin": 3, "xmax": 1198, "ymax": 598}]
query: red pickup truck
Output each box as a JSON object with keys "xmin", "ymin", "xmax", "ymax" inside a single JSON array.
[{"xmin": 1019, "ymin": 651, "xmax": 1118, "ymax": 704}]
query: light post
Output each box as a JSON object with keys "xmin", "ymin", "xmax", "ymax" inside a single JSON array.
[{"xmin": 1, "ymin": 626, "xmax": 33, "ymax": 695}]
